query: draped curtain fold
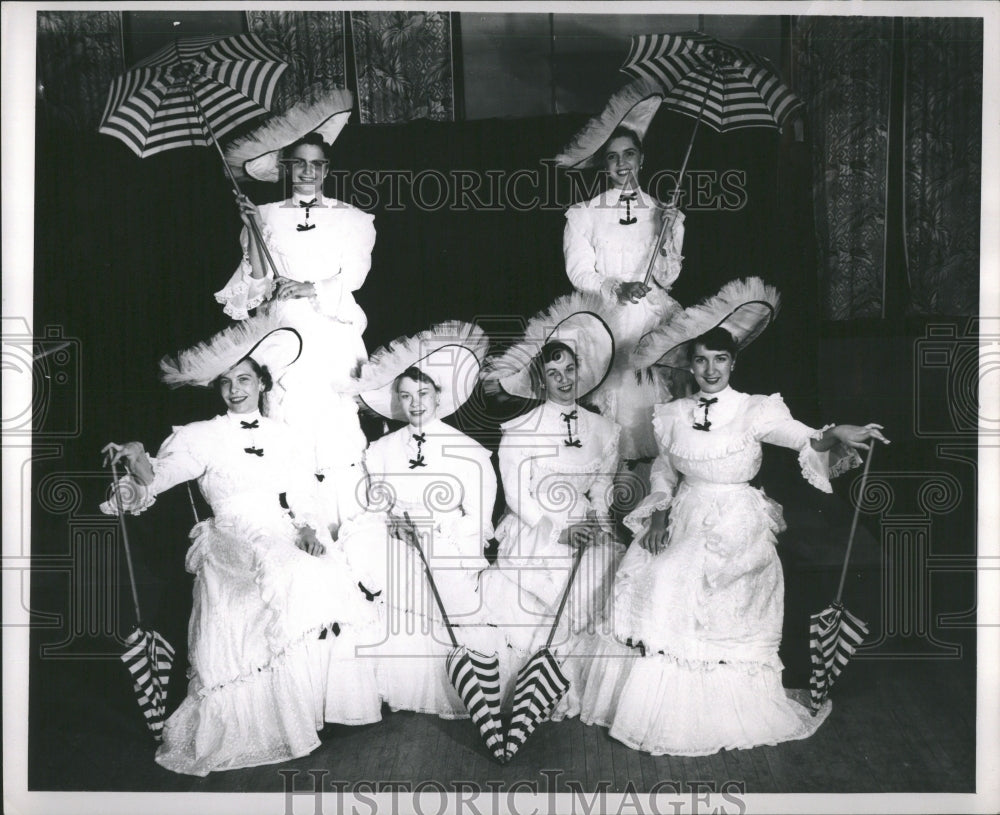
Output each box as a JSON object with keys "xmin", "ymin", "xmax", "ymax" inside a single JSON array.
[
  {"xmin": 37, "ymin": 11, "xmax": 125, "ymax": 131},
  {"xmin": 244, "ymin": 10, "xmax": 347, "ymax": 112},
  {"xmin": 794, "ymin": 16, "xmax": 981, "ymax": 319},
  {"xmin": 902, "ymin": 17, "xmax": 982, "ymax": 316},
  {"xmin": 350, "ymin": 11, "xmax": 455, "ymax": 124}
]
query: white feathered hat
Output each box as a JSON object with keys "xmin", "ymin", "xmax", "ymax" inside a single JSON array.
[
  {"xmin": 631, "ymin": 277, "xmax": 781, "ymax": 370},
  {"xmin": 354, "ymin": 321, "xmax": 489, "ymax": 421},
  {"xmin": 481, "ymin": 292, "xmax": 616, "ymax": 401},
  {"xmin": 159, "ymin": 311, "xmax": 302, "ymax": 388},
  {"xmin": 225, "ymin": 86, "xmax": 354, "ymax": 182},
  {"xmin": 553, "ymin": 76, "xmax": 663, "ymax": 168}
]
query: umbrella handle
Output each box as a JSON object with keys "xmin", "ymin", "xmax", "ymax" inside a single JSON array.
[
  {"xmin": 544, "ymin": 538, "xmax": 589, "ymax": 651},
  {"xmin": 641, "ymin": 63, "xmax": 719, "ymax": 288},
  {"xmin": 834, "ymin": 444, "xmax": 876, "ymax": 604},
  {"xmin": 110, "ymin": 459, "xmax": 143, "ymax": 628},
  {"xmin": 185, "ymin": 481, "xmax": 201, "ymax": 525},
  {"xmin": 402, "ymin": 512, "xmax": 460, "ymax": 648}
]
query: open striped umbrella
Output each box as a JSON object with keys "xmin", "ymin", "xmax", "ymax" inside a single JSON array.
[
  {"xmin": 621, "ymin": 31, "xmax": 802, "ymax": 133},
  {"xmin": 99, "ymin": 34, "xmax": 287, "ymax": 158},
  {"xmin": 809, "ymin": 445, "xmax": 877, "ymax": 712}
]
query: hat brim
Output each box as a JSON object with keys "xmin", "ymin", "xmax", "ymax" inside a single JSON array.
[
  {"xmin": 482, "ymin": 294, "xmax": 617, "ymax": 402},
  {"xmin": 244, "ymin": 327, "xmax": 303, "ymax": 378},
  {"xmin": 554, "ymin": 77, "xmax": 663, "ymax": 168},
  {"xmin": 225, "ymin": 87, "xmax": 354, "ymax": 182},
  {"xmin": 354, "ymin": 321, "xmax": 489, "ymax": 421},
  {"xmin": 632, "ymin": 277, "xmax": 780, "ymax": 370}
]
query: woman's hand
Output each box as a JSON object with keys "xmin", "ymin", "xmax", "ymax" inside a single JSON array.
[
  {"xmin": 235, "ymin": 194, "xmax": 263, "ymax": 231},
  {"xmin": 295, "ymin": 525, "xmax": 327, "ymax": 557},
  {"xmin": 387, "ymin": 512, "xmax": 420, "ymax": 548},
  {"xmin": 561, "ymin": 521, "xmax": 597, "ymax": 550},
  {"xmin": 616, "ymin": 281, "xmax": 651, "ymax": 305},
  {"xmin": 828, "ymin": 424, "xmax": 890, "ymax": 451},
  {"xmin": 273, "ymin": 278, "xmax": 316, "ymax": 301},
  {"xmin": 641, "ymin": 508, "xmax": 670, "ymax": 553},
  {"xmin": 101, "ymin": 442, "xmax": 154, "ymax": 485}
]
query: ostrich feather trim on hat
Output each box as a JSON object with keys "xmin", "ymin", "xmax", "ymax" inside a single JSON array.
[
  {"xmin": 631, "ymin": 276, "xmax": 781, "ymax": 371},
  {"xmin": 553, "ymin": 76, "xmax": 663, "ymax": 168},
  {"xmin": 224, "ymin": 86, "xmax": 354, "ymax": 182},
  {"xmin": 159, "ymin": 311, "xmax": 301, "ymax": 388},
  {"xmin": 481, "ymin": 292, "xmax": 617, "ymax": 400},
  {"xmin": 355, "ymin": 321, "xmax": 489, "ymax": 421}
]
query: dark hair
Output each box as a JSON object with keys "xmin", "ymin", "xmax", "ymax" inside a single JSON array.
[
  {"xmin": 280, "ymin": 131, "xmax": 331, "ymax": 161},
  {"xmin": 214, "ymin": 358, "xmax": 272, "ymax": 410},
  {"xmin": 690, "ymin": 327, "xmax": 738, "ymax": 358},
  {"xmin": 529, "ymin": 341, "xmax": 579, "ymax": 396},
  {"xmin": 395, "ymin": 366, "xmax": 440, "ymax": 392},
  {"xmin": 599, "ymin": 126, "xmax": 643, "ymax": 161}
]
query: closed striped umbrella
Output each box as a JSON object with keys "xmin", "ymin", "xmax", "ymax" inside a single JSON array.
[
  {"xmin": 100, "ymin": 34, "xmax": 287, "ymax": 158},
  {"xmin": 620, "ymin": 31, "xmax": 802, "ymax": 132},
  {"xmin": 808, "ymin": 445, "xmax": 878, "ymax": 713},
  {"xmin": 121, "ymin": 627, "xmax": 176, "ymax": 740}
]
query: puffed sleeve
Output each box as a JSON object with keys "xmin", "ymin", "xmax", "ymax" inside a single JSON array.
[
  {"xmin": 648, "ymin": 205, "xmax": 685, "ymax": 292},
  {"xmin": 452, "ymin": 442, "xmax": 497, "ymax": 542},
  {"xmin": 755, "ymin": 394, "xmax": 861, "ymax": 493},
  {"xmin": 623, "ymin": 404, "xmax": 679, "ymax": 534},
  {"xmin": 498, "ymin": 431, "xmax": 549, "ymax": 529},
  {"xmin": 312, "ymin": 209, "xmax": 376, "ymax": 318},
  {"xmin": 100, "ymin": 425, "xmax": 207, "ymax": 516},
  {"xmin": 564, "ymin": 206, "xmax": 621, "ymax": 301},
  {"xmin": 276, "ymin": 424, "xmax": 332, "ymax": 537},
  {"xmin": 214, "ymin": 219, "xmax": 278, "ymax": 320}
]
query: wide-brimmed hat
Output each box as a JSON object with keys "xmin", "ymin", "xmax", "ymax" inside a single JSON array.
[
  {"xmin": 355, "ymin": 321, "xmax": 489, "ymax": 421},
  {"xmin": 159, "ymin": 312, "xmax": 302, "ymax": 388},
  {"xmin": 225, "ymin": 86, "xmax": 354, "ymax": 182},
  {"xmin": 631, "ymin": 277, "xmax": 780, "ymax": 370},
  {"xmin": 482, "ymin": 293, "xmax": 616, "ymax": 401},
  {"xmin": 554, "ymin": 76, "xmax": 663, "ymax": 168}
]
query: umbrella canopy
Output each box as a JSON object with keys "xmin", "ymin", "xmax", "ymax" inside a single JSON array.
[
  {"xmin": 446, "ymin": 647, "xmax": 507, "ymax": 761},
  {"xmin": 503, "ymin": 542, "xmax": 587, "ymax": 761},
  {"xmin": 120, "ymin": 627, "xmax": 176, "ymax": 740},
  {"xmin": 100, "ymin": 34, "xmax": 288, "ymax": 158},
  {"xmin": 620, "ymin": 30, "xmax": 803, "ymax": 132}
]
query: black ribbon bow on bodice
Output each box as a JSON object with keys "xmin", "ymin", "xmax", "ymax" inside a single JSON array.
[
  {"xmin": 408, "ymin": 432, "xmax": 427, "ymax": 469},
  {"xmin": 619, "ymin": 192, "xmax": 638, "ymax": 225},
  {"xmin": 240, "ymin": 419, "xmax": 259, "ymax": 429},
  {"xmin": 244, "ymin": 446, "xmax": 265, "ymax": 456},
  {"xmin": 561, "ymin": 409, "xmax": 582, "ymax": 447},
  {"xmin": 296, "ymin": 198, "xmax": 317, "ymax": 232},
  {"xmin": 693, "ymin": 396, "xmax": 718, "ymax": 431}
]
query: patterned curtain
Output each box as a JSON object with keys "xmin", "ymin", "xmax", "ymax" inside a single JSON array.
[
  {"xmin": 794, "ymin": 17, "xmax": 893, "ymax": 320},
  {"xmin": 37, "ymin": 11, "xmax": 125, "ymax": 131},
  {"xmin": 245, "ymin": 10, "xmax": 347, "ymax": 112},
  {"xmin": 350, "ymin": 11, "xmax": 455, "ymax": 124},
  {"xmin": 903, "ymin": 18, "xmax": 981, "ymax": 316}
]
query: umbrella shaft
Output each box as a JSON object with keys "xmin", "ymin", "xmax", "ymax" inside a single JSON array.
[
  {"xmin": 111, "ymin": 459, "xmax": 144, "ymax": 627},
  {"xmin": 835, "ymin": 445, "xmax": 875, "ymax": 603}
]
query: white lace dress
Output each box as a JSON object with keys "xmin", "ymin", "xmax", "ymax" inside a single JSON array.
[
  {"xmin": 101, "ymin": 411, "xmax": 381, "ymax": 776},
  {"xmin": 476, "ymin": 402, "xmax": 625, "ymax": 712},
  {"xmin": 336, "ymin": 419, "xmax": 499, "ymax": 717},
  {"xmin": 215, "ymin": 195, "xmax": 376, "ymax": 525},
  {"xmin": 564, "ymin": 189, "xmax": 686, "ymax": 459},
  {"xmin": 578, "ymin": 387, "xmax": 859, "ymax": 755}
]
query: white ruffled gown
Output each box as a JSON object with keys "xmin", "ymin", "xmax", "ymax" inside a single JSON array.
[
  {"xmin": 101, "ymin": 411, "xmax": 382, "ymax": 776},
  {"xmin": 215, "ymin": 194, "xmax": 376, "ymax": 527},
  {"xmin": 475, "ymin": 402, "xmax": 625, "ymax": 713},
  {"xmin": 564, "ymin": 189, "xmax": 686, "ymax": 459},
  {"xmin": 336, "ymin": 419, "xmax": 500, "ymax": 717},
  {"xmin": 578, "ymin": 387, "xmax": 859, "ymax": 755}
]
